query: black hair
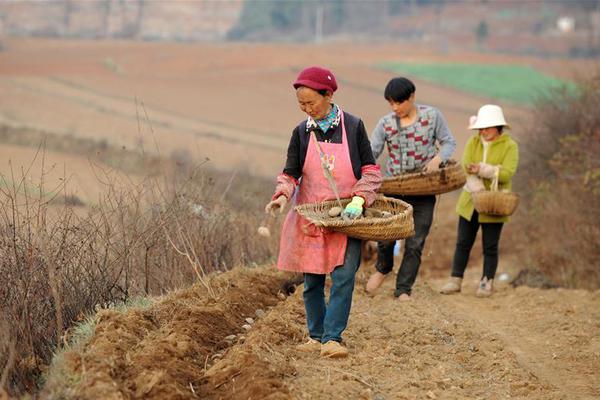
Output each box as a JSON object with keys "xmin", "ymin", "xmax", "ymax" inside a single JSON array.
[
  {"xmin": 497, "ymin": 126, "xmax": 504, "ymax": 134},
  {"xmin": 296, "ymin": 86, "xmax": 331, "ymax": 97},
  {"xmin": 384, "ymin": 77, "xmax": 416, "ymax": 103}
]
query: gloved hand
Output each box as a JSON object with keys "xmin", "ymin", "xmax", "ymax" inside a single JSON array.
[
  {"xmin": 342, "ymin": 196, "xmax": 365, "ymax": 219},
  {"xmin": 265, "ymin": 195, "xmax": 287, "ymax": 215},
  {"xmin": 477, "ymin": 163, "xmax": 498, "ymax": 179}
]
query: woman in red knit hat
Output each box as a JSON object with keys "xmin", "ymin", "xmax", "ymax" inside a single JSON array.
[{"xmin": 264, "ymin": 66, "xmax": 382, "ymax": 358}]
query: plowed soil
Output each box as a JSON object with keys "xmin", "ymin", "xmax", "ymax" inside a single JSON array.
[{"xmin": 43, "ymin": 264, "xmax": 600, "ymax": 400}]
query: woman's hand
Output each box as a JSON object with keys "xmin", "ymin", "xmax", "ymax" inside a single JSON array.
[
  {"xmin": 342, "ymin": 196, "xmax": 365, "ymax": 219},
  {"xmin": 265, "ymin": 195, "xmax": 288, "ymax": 215},
  {"xmin": 477, "ymin": 163, "xmax": 498, "ymax": 179},
  {"xmin": 467, "ymin": 163, "xmax": 480, "ymax": 174},
  {"xmin": 423, "ymin": 155, "xmax": 442, "ymax": 173}
]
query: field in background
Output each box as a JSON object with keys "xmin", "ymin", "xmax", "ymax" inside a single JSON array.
[
  {"xmin": 0, "ymin": 38, "xmax": 597, "ymax": 397},
  {"xmin": 2, "ymin": 37, "xmax": 591, "ymax": 186},
  {"xmin": 379, "ymin": 62, "xmax": 576, "ymax": 104}
]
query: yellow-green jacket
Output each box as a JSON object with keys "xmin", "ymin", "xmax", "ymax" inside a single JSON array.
[{"xmin": 456, "ymin": 133, "xmax": 519, "ymax": 223}]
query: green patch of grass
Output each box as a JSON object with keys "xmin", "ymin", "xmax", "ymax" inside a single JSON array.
[{"xmin": 378, "ymin": 62, "xmax": 574, "ymax": 104}]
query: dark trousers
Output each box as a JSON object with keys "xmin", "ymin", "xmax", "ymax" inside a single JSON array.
[
  {"xmin": 451, "ymin": 211, "xmax": 503, "ymax": 280},
  {"xmin": 375, "ymin": 195, "xmax": 436, "ymax": 297}
]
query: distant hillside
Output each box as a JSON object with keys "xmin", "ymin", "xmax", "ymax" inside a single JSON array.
[
  {"xmin": 0, "ymin": 0, "xmax": 598, "ymax": 57},
  {"xmin": 0, "ymin": 0, "xmax": 243, "ymax": 41}
]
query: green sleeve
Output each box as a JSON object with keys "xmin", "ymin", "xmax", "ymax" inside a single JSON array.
[
  {"xmin": 461, "ymin": 136, "xmax": 475, "ymax": 171},
  {"xmin": 498, "ymin": 141, "xmax": 519, "ymax": 183}
]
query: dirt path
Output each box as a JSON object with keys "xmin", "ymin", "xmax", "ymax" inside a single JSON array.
[
  {"xmin": 200, "ymin": 266, "xmax": 599, "ymax": 400},
  {"xmin": 43, "ymin": 265, "xmax": 599, "ymax": 399},
  {"xmin": 438, "ymin": 278, "xmax": 600, "ymax": 400}
]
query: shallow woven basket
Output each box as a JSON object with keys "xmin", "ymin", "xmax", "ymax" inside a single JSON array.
[
  {"xmin": 472, "ymin": 191, "xmax": 520, "ymax": 216},
  {"xmin": 294, "ymin": 196, "xmax": 414, "ymax": 241},
  {"xmin": 379, "ymin": 160, "xmax": 466, "ymax": 196}
]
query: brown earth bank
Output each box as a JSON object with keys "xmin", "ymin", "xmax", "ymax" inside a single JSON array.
[
  {"xmin": 43, "ymin": 264, "xmax": 600, "ymax": 400},
  {"xmin": 41, "ymin": 267, "xmax": 301, "ymax": 399}
]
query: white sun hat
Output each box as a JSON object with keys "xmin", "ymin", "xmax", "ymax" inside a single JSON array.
[{"xmin": 468, "ymin": 104, "xmax": 510, "ymax": 130}]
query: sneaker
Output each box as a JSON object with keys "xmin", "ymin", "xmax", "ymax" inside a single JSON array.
[
  {"xmin": 320, "ymin": 341, "xmax": 348, "ymax": 358},
  {"xmin": 366, "ymin": 271, "xmax": 386, "ymax": 295},
  {"xmin": 297, "ymin": 338, "xmax": 321, "ymax": 352},
  {"xmin": 440, "ymin": 277, "xmax": 463, "ymax": 294},
  {"xmin": 476, "ymin": 277, "xmax": 493, "ymax": 297}
]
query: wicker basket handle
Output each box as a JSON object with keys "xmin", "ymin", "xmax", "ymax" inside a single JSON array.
[{"xmin": 491, "ymin": 167, "xmax": 500, "ymax": 192}]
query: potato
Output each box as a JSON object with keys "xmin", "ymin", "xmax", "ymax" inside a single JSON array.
[
  {"xmin": 328, "ymin": 206, "xmax": 343, "ymax": 217},
  {"xmin": 257, "ymin": 226, "xmax": 271, "ymax": 237},
  {"xmin": 364, "ymin": 208, "xmax": 384, "ymax": 218}
]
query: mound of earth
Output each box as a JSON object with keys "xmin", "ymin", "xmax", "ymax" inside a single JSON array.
[{"xmin": 43, "ymin": 264, "xmax": 600, "ymax": 400}]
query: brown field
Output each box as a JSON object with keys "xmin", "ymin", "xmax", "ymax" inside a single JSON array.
[
  {"xmin": 3, "ymin": 37, "xmax": 591, "ymax": 184},
  {"xmin": 2, "ymin": 38, "xmax": 598, "ymax": 399},
  {"xmin": 0, "ymin": 37, "xmax": 583, "ymax": 274},
  {"xmin": 42, "ymin": 265, "xmax": 600, "ymax": 400}
]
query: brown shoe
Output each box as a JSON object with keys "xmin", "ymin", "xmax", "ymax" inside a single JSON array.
[
  {"xmin": 320, "ymin": 341, "xmax": 348, "ymax": 358},
  {"xmin": 440, "ymin": 277, "xmax": 463, "ymax": 294},
  {"xmin": 476, "ymin": 277, "xmax": 493, "ymax": 297},
  {"xmin": 366, "ymin": 271, "xmax": 386, "ymax": 295},
  {"xmin": 397, "ymin": 293, "xmax": 412, "ymax": 302},
  {"xmin": 297, "ymin": 338, "xmax": 321, "ymax": 353}
]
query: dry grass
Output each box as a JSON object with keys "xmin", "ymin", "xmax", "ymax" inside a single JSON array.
[
  {"xmin": 0, "ymin": 144, "xmax": 281, "ymax": 396},
  {"xmin": 514, "ymin": 74, "xmax": 600, "ymax": 289}
]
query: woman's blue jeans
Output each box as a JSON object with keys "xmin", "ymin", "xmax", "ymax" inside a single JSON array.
[{"xmin": 302, "ymin": 237, "xmax": 361, "ymax": 343}]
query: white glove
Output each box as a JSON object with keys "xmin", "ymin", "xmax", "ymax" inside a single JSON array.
[
  {"xmin": 464, "ymin": 175, "xmax": 485, "ymax": 193},
  {"xmin": 477, "ymin": 163, "xmax": 499, "ymax": 179}
]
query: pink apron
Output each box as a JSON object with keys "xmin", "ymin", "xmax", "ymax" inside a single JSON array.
[{"xmin": 277, "ymin": 111, "xmax": 357, "ymax": 274}]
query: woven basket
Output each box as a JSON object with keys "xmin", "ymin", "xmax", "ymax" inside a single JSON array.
[
  {"xmin": 471, "ymin": 169, "xmax": 519, "ymax": 217},
  {"xmin": 472, "ymin": 191, "xmax": 519, "ymax": 216},
  {"xmin": 294, "ymin": 196, "xmax": 414, "ymax": 241},
  {"xmin": 379, "ymin": 160, "xmax": 466, "ymax": 196}
]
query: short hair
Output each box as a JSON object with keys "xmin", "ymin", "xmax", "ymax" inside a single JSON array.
[
  {"xmin": 296, "ymin": 86, "xmax": 331, "ymax": 97},
  {"xmin": 384, "ymin": 77, "xmax": 416, "ymax": 103}
]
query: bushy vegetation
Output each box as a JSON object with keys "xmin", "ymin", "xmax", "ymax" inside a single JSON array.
[
  {"xmin": 379, "ymin": 62, "xmax": 574, "ymax": 104},
  {"xmin": 0, "ymin": 152, "xmax": 279, "ymax": 396},
  {"xmin": 515, "ymin": 74, "xmax": 600, "ymax": 288}
]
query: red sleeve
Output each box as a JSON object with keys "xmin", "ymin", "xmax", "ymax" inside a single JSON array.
[
  {"xmin": 272, "ymin": 173, "xmax": 298, "ymax": 200},
  {"xmin": 351, "ymin": 165, "xmax": 382, "ymax": 207}
]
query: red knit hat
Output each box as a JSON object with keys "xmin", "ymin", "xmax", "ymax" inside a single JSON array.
[{"xmin": 293, "ymin": 66, "xmax": 337, "ymax": 93}]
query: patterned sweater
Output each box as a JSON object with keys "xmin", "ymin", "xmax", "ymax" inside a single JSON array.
[{"xmin": 371, "ymin": 105, "xmax": 456, "ymax": 176}]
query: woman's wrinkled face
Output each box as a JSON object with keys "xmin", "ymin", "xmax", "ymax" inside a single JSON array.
[
  {"xmin": 479, "ymin": 126, "xmax": 502, "ymax": 141},
  {"xmin": 388, "ymin": 93, "xmax": 415, "ymax": 119},
  {"xmin": 296, "ymin": 87, "xmax": 332, "ymax": 120}
]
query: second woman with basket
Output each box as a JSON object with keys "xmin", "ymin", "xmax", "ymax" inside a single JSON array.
[{"xmin": 440, "ymin": 105, "xmax": 519, "ymax": 297}]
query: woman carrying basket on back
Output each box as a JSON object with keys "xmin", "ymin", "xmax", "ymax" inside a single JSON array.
[
  {"xmin": 264, "ymin": 66, "xmax": 381, "ymax": 358},
  {"xmin": 440, "ymin": 104, "xmax": 519, "ymax": 297}
]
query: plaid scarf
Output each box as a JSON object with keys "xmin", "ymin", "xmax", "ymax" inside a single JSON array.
[{"xmin": 306, "ymin": 104, "xmax": 340, "ymax": 134}]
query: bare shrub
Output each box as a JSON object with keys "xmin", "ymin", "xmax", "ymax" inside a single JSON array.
[
  {"xmin": 0, "ymin": 151, "xmax": 279, "ymax": 396},
  {"xmin": 515, "ymin": 74, "xmax": 600, "ymax": 289}
]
